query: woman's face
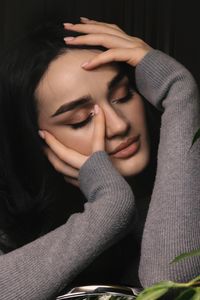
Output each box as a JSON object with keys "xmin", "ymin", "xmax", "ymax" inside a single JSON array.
[{"xmin": 36, "ymin": 49, "xmax": 150, "ymax": 177}]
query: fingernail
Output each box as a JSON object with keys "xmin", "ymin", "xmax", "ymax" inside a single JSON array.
[
  {"xmin": 64, "ymin": 37, "xmax": 75, "ymax": 43},
  {"xmin": 80, "ymin": 17, "xmax": 90, "ymax": 21},
  {"xmin": 94, "ymin": 105, "xmax": 99, "ymax": 115},
  {"xmin": 63, "ymin": 23, "xmax": 73, "ymax": 27},
  {"xmin": 81, "ymin": 61, "xmax": 90, "ymax": 68},
  {"xmin": 90, "ymin": 111, "xmax": 95, "ymax": 117},
  {"xmin": 38, "ymin": 130, "xmax": 45, "ymax": 139}
]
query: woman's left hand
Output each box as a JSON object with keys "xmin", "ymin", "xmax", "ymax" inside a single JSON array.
[
  {"xmin": 39, "ymin": 105, "xmax": 106, "ymax": 188},
  {"xmin": 63, "ymin": 17, "xmax": 153, "ymax": 69}
]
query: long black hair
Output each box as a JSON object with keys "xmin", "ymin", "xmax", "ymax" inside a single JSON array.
[{"xmin": 0, "ymin": 22, "xmax": 161, "ymax": 251}]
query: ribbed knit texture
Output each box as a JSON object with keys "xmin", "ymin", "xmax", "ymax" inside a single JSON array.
[
  {"xmin": 0, "ymin": 49, "xmax": 200, "ymax": 298},
  {"xmin": 0, "ymin": 151, "xmax": 136, "ymax": 299},
  {"xmin": 135, "ymin": 50, "xmax": 200, "ymax": 286}
]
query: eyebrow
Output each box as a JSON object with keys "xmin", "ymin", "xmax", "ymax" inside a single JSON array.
[{"xmin": 50, "ymin": 69, "xmax": 126, "ymax": 118}]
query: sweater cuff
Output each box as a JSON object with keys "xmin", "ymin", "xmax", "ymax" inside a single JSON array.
[{"xmin": 78, "ymin": 150, "xmax": 130, "ymax": 202}]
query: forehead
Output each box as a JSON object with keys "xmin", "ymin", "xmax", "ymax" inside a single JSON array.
[{"xmin": 36, "ymin": 49, "xmax": 119, "ymax": 110}]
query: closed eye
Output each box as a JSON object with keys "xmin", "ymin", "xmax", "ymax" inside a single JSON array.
[
  {"xmin": 68, "ymin": 111, "xmax": 94, "ymax": 129},
  {"xmin": 111, "ymin": 86, "xmax": 135, "ymax": 104},
  {"xmin": 68, "ymin": 87, "xmax": 135, "ymax": 130}
]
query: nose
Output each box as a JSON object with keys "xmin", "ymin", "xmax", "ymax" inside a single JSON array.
[{"xmin": 103, "ymin": 106, "xmax": 130, "ymax": 139}]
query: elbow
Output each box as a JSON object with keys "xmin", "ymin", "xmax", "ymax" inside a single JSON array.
[{"xmin": 139, "ymin": 255, "xmax": 200, "ymax": 288}]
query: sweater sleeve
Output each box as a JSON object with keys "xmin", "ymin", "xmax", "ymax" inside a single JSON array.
[
  {"xmin": 0, "ymin": 151, "xmax": 136, "ymax": 300},
  {"xmin": 135, "ymin": 49, "xmax": 200, "ymax": 286}
]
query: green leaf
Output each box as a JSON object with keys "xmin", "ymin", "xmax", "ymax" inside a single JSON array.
[
  {"xmin": 190, "ymin": 288, "xmax": 200, "ymax": 300},
  {"xmin": 191, "ymin": 128, "xmax": 200, "ymax": 148},
  {"xmin": 171, "ymin": 248, "xmax": 200, "ymax": 264},
  {"xmin": 136, "ymin": 287, "xmax": 169, "ymax": 300},
  {"xmin": 174, "ymin": 288, "xmax": 195, "ymax": 300},
  {"xmin": 141, "ymin": 281, "xmax": 176, "ymax": 289},
  {"xmin": 189, "ymin": 275, "xmax": 200, "ymax": 285},
  {"xmin": 136, "ymin": 282, "xmax": 175, "ymax": 300}
]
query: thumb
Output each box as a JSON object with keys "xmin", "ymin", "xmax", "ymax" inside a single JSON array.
[{"xmin": 92, "ymin": 104, "xmax": 105, "ymax": 153}]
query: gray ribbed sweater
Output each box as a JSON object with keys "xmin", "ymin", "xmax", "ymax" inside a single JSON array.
[{"xmin": 0, "ymin": 49, "xmax": 200, "ymax": 299}]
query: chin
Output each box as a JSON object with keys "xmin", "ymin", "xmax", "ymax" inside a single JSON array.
[{"xmin": 110, "ymin": 148, "xmax": 150, "ymax": 178}]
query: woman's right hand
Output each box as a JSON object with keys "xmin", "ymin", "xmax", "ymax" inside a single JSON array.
[{"xmin": 38, "ymin": 104, "xmax": 105, "ymax": 187}]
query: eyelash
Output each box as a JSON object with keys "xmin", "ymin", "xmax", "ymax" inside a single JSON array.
[{"xmin": 69, "ymin": 87, "xmax": 135, "ymax": 130}]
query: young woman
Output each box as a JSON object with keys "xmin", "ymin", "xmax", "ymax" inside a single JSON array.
[{"xmin": 0, "ymin": 17, "xmax": 199, "ymax": 299}]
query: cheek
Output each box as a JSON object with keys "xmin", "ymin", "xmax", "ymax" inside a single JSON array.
[
  {"xmin": 37, "ymin": 110, "xmax": 94, "ymax": 156},
  {"xmin": 51, "ymin": 126, "xmax": 94, "ymax": 156},
  {"xmin": 125, "ymin": 97, "xmax": 148, "ymax": 131}
]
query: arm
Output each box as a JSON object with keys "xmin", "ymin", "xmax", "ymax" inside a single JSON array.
[
  {"xmin": 0, "ymin": 151, "xmax": 136, "ymax": 299},
  {"xmin": 62, "ymin": 17, "xmax": 200, "ymax": 288},
  {"xmin": 135, "ymin": 49, "xmax": 200, "ymax": 286}
]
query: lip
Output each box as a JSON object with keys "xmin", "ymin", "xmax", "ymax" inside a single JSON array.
[{"xmin": 109, "ymin": 135, "xmax": 140, "ymax": 159}]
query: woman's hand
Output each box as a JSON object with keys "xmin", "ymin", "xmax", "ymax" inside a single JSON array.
[
  {"xmin": 63, "ymin": 17, "xmax": 153, "ymax": 69},
  {"xmin": 38, "ymin": 105, "xmax": 105, "ymax": 188}
]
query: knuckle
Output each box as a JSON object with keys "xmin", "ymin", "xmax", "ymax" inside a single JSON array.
[
  {"xmin": 106, "ymin": 48, "xmax": 116, "ymax": 56},
  {"xmin": 98, "ymin": 34, "xmax": 107, "ymax": 43},
  {"xmin": 58, "ymin": 150, "xmax": 67, "ymax": 162},
  {"xmin": 71, "ymin": 36, "xmax": 82, "ymax": 43},
  {"xmin": 111, "ymin": 23, "xmax": 119, "ymax": 29},
  {"xmin": 135, "ymin": 37, "xmax": 144, "ymax": 45}
]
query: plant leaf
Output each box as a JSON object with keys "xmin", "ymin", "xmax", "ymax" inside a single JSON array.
[
  {"xmin": 190, "ymin": 288, "xmax": 200, "ymax": 300},
  {"xmin": 141, "ymin": 281, "xmax": 176, "ymax": 289},
  {"xmin": 136, "ymin": 287, "xmax": 169, "ymax": 300},
  {"xmin": 174, "ymin": 288, "xmax": 195, "ymax": 300},
  {"xmin": 171, "ymin": 248, "xmax": 200, "ymax": 264},
  {"xmin": 191, "ymin": 128, "xmax": 200, "ymax": 148},
  {"xmin": 136, "ymin": 282, "xmax": 175, "ymax": 300},
  {"xmin": 189, "ymin": 275, "xmax": 200, "ymax": 285}
]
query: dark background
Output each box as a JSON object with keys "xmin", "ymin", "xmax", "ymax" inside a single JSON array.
[{"xmin": 0, "ymin": 0, "xmax": 199, "ymax": 85}]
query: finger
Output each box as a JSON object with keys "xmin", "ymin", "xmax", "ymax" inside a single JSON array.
[
  {"xmin": 80, "ymin": 17, "xmax": 123, "ymax": 31},
  {"xmin": 44, "ymin": 147, "xmax": 79, "ymax": 178},
  {"xmin": 63, "ymin": 22, "xmax": 126, "ymax": 39},
  {"xmin": 64, "ymin": 32, "xmax": 133, "ymax": 49},
  {"xmin": 82, "ymin": 47, "xmax": 151, "ymax": 69},
  {"xmin": 64, "ymin": 176, "xmax": 79, "ymax": 188},
  {"xmin": 40, "ymin": 130, "xmax": 87, "ymax": 169},
  {"xmin": 92, "ymin": 104, "xmax": 105, "ymax": 153}
]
